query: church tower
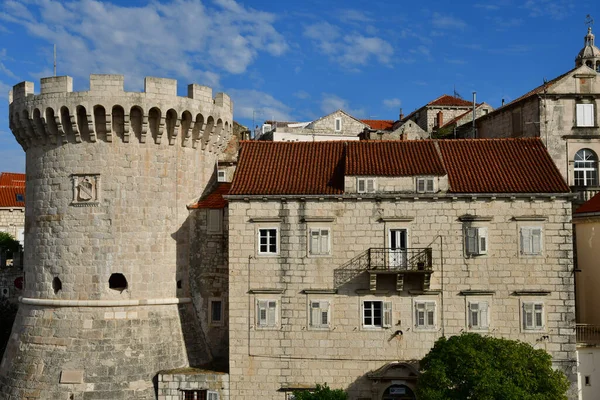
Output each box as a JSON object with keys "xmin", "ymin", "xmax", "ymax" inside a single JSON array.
[{"xmin": 575, "ymin": 26, "xmax": 600, "ymax": 72}]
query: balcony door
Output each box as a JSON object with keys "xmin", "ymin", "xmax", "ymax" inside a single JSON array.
[{"xmin": 389, "ymin": 229, "xmax": 407, "ymax": 269}]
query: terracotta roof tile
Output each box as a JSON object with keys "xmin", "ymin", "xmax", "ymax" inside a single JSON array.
[
  {"xmin": 0, "ymin": 172, "xmax": 25, "ymax": 187},
  {"xmin": 190, "ymin": 183, "xmax": 231, "ymax": 209},
  {"xmin": 0, "ymin": 186, "xmax": 25, "ymax": 208},
  {"xmin": 230, "ymin": 139, "xmax": 568, "ymax": 196},
  {"xmin": 428, "ymin": 94, "xmax": 473, "ymax": 107},
  {"xmin": 438, "ymin": 138, "xmax": 570, "ymax": 193},
  {"xmin": 230, "ymin": 141, "xmax": 346, "ymax": 195},
  {"xmin": 575, "ymin": 192, "xmax": 600, "ymax": 214},
  {"xmin": 346, "ymin": 141, "xmax": 446, "ymax": 176},
  {"xmin": 360, "ymin": 120, "xmax": 395, "ymax": 131}
]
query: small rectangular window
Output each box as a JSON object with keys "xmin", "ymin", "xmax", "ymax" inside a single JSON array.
[
  {"xmin": 465, "ymin": 227, "xmax": 488, "ymax": 256},
  {"xmin": 257, "ymin": 299, "xmax": 277, "ymax": 327},
  {"xmin": 210, "ymin": 299, "xmax": 223, "ymax": 325},
  {"xmin": 207, "ymin": 209, "xmax": 222, "ymax": 234},
  {"xmin": 258, "ymin": 228, "xmax": 278, "ymax": 255},
  {"xmin": 15, "ymin": 194, "xmax": 24, "ymax": 202},
  {"xmin": 182, "ymin": 390, "xmax": 219, "ymax": 400},
  {"xmin": 309, "ymin": 228, "xmax": 330, "ymax": 255},
  {"xmin": 310, "ymin": 300, "xmax": 330, "ymax": 328},
  {"xmin": 335, "ymin": 117, "xmax": 342, "ymax": 132},
  {"xmin": 357, "ymin": 177, "xmax": 376, "ymax": 193},
  {"xmin": 416, "ymin": 177, "xmax": 435, "ymax": 193},
  {"xmin": 468, "ymin": 301, "xmax": 489, "ymax": 330},
  {"xmin": 585, "ymin": 376, "xmax": 591, "ymax": 386},
  {"xmin": 576, "ymin": 103, "xmax": 595, "ymax": 127},
  {"xmin": 415, "ymin": 301, "xmax": 436, "ymax": 329},
  {"xmin": 520, "ymin": 227, "xmax": 542, "ymax": 255},
  {"xmin": 362, "ymin": 300, "xmax": 391, "ymax": 328},
  {"xmin": 523, "ymin": 302, "xmax": 544, "ymax": 330},
  {"xmin": 217, "ymin": 170, "xmax": 226, "ymax": 182}
]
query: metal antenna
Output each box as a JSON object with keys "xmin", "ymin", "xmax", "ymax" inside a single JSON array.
[
  {"xmin": 53, "ymin": 44, "xmax": 56, "ymax": 76},
  {"xmin": 585, "ymin": 14, "xmax": 594, "ymax": 29}
]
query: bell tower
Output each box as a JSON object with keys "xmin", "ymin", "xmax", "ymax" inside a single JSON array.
[{"xmin": 575, "ymin": 15, "xmax": 600, "ymax": 71}]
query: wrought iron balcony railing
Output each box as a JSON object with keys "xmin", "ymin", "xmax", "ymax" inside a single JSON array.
[
  {"xmin": 576, "ymin": 324, "xmax": 600, "ymax": 346},
  {"xmin": 333, "ymin": 247, "xmax": 432, "ymax": 287}
]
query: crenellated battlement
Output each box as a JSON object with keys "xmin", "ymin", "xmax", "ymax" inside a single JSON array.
[{"xmin": 9, "ymin": 74, "xmax": 233, "ymax": 153}]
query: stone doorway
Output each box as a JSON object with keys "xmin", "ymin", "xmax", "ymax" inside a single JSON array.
[{"xmin": 381, "ymin": 384, "xmax": 416, "ymax": 400}]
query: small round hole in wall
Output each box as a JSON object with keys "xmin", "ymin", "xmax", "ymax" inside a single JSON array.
[
  {"xmin": 52, "ymin": 277, "xmax": 62, "ymax": 294},
  {"xmin": 109, "ymin": 273, "xmax": 128, "ymax": 291},
  {"xmin": 177, "ymin": 280, "xmax": 182, "ymax": 289}
]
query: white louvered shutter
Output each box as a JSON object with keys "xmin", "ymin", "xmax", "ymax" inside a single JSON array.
[
  {"xmin": 383, "ymin": 302, "xmax": 392, "ymax": 328},
  {"xmin": 478, "ymin": 228, "xmax": 488, "ymax": 255},
  {"xmin": 267, "ymin": 301, "xmax": 277, "ymax": 326},
  {"xmin": 258, "ymin": 300, "xmax": 268, "ymax": 326},
  {"xmin": 531, "ymin": 228, "xmax": 542, "ymax": 254}
]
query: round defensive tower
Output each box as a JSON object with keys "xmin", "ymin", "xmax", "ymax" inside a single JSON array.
[{"xmin": 0, "ymin": 75, "xmax": 233, "ymax": 399}]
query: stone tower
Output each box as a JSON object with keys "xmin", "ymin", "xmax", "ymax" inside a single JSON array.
[
  {"xmin": 0, "ymin": 75, "xmax": 233, "ymax": 399},
  {"xmin": 575, "ymin": 26, "xmax": 600, "ymax": 71}
]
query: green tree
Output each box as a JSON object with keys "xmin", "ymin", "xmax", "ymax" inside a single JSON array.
[
  {"xmin": 417, "ymin": 333, "xmax": 570, "ymax": 400},
  {"xmin": 292, "ymin": 384, "xmax": 347, "ymax": 400},
  {"xmin": 0, "ymin": 232, "xmax": 20, "ymax": 255}
]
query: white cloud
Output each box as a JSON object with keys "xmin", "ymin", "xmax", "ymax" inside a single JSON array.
[
  {"xmin": 1, "ymin": 0, "xmax": 288, "ymax": 87},
  {"xmin": 383, "ymin": 98, "xmax": 401, "ymax": 108},
  {"xmin": 339, "ymin": 9, "xmax": 373, "ymax": 23},
  {"xmin": 294, "ymin": 90, "xmax": 310, "ymax": 100},
  {"xmin": 523, "ymin": 0, "xmax": 574, "ymax": 19},
  {"xmin": 227, "ymin": 89, "xmax": 294, "ymax": 123},
  {"xmin": 320, "ymin": 93, "xmax": 364, "ymax": 117},
  {"xmin": 432, "ymin": 12, "xmax": 467, "ymax": 30},
  {"xmin": 303, "ymin": 22, "xmax": 393, "ymax": 67}
]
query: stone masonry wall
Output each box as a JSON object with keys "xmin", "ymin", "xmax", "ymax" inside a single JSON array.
[
  {"xmin": 227, "ymin": 196, "xmax": 577, "ymax": 399},
  {"xmin": 0, "ymin": 208, "xmax": 24, "ymax": 241}
]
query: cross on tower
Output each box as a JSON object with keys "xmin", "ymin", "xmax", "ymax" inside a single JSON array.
[{"xmin": 585, "ymin": 14, "xmax": 594, "ymax": 29}]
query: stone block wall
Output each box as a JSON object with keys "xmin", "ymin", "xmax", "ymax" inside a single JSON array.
[
  {"xmin": 0, "ymin": 208, "xmax": 24, "ymax": 242},
  {"xmin": 227, "ymin": 196, "xmax": 577, "ymax": 399},
  {"xmin": 157, "ymin": 369, "xmax": 229, "ymax": 400}
]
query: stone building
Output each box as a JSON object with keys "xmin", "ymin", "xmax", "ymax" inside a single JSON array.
[
  {"xmin": 0, "ymin": 172, "xmax": 25, "ymax": 247},
  {"xmin": 258, "ymin": 110, "xmax": 365, "ymax": 141},
  {"xmin": 218, "ymin": 139, "xmax": 577, "ymax": 399},
  {"xmin": 472, "ymin": 26, "xmax": 600, "ymax": 208},
  {"xmin": 0, "ymin": 74, "xmax": 233, "ymax": 400}
]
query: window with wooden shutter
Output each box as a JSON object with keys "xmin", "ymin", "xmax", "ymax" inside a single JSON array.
[
  {"xmin": 257, "ymin": 299, "xmax": 277, "ymax": 327},
  {"xmin": 577, "ymin": 103, "xmax": 595, "ymax": 127},
  {"xmin": 383, "ymin": 301, "xmax": 392, "ymax": 328},
  {"xmin": 357, "ymin": 178, "xmax": 376, "ymax": 193},
  {"xmin": 415, "ymin": 301, "xmax": 436, "ymax": 329},
  {"xmin": 523, "ymin": 302, "xmax": 544, "ymax": 330},
  {"xmin": 207, "ymin": 209, "xmax": 222, "ymax": 234},
  {"xmin": 520, "ymin": 227, "xmax": 542, "ymax": 255},
  {"xmin": 416, "ymin": 177, "xmax": 435, "ymax": 193},
  {"xmin": 310, "ymin": 300, "xmax": 330, "ymax": 328},
  {"xmin": 468, "ymin": 301, "xmax": 489, "ymax": 330},
  {"xmin": 309, "ymin": 228, "xmax": 330, "ymax": 255},
  {"xmin": 465, "ymin": 227, "xmax": 487, "ymax": 256}
]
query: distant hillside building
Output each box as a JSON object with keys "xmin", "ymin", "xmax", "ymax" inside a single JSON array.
[{"xmin": 258, "ymin": 110, "xmax": 365, "ymax": 141}]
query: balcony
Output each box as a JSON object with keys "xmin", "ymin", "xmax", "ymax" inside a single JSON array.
[
  {"xmin": 334, "ymin": 248, "xmax": 433, "ymax": 292},
  {"xmin": 576, "ymin": 324, "xmax": 600, "ymax": 346},
  {"xmin": 571, "ymin": 186, "xmax": 600, "ymax": 205}
]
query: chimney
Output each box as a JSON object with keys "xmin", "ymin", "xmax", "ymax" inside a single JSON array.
[
  {"xmin": 436, "ymin": 111, "xmax": 443, "ymax": 128},
  {"xmin": 399, "ymin": 108, "xmax": 404, "ymax": 120},
  {"xmin": 501, "ymin": 98, "xmax": 505, "ymax": 106}
]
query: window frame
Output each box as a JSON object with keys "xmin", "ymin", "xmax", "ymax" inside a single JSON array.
[
  {"xmin": 414, "ymin": 300, "xmax": 436, "ymax": 330},
  {"xmin": 308, "ymin": 227, "xmax": 331, "ymax": 256},
  {"xmin": 334, "ymin": 117, "xmax": 342, "ymax": 132},
  {"xmin": 206, "ymin": 209, "xmax": 223, "ymax": 234},
  {"xmin": 467, "ymin": 300, "xmax": 489, "ymax": 331},
  {"xmin": 522, "ymin": 301, "xmax": 545, "ymax": 331},
  {"xmin": 361, "ymin": 300, "xmax": 392, "ymax": 329},
  {"xmin": 574, "ymin": 148, "xmax": 598, "ymax": 187},
  {"xmin": 209, "ymin": 298, "xmax": 224, "ymax": 327},
  {"xmin": 576, "ymin": 103, "xmax": 595, "ymax": 127},
  {"xmin": 308, "ymin": 299, "xmax": 331, "ymax": 329},
  {"xmin": 257, "ymin": 227, "xmax": 279, "ymax": 256},
  {"xmin": 416, "ymin": 177, "xmax": 435, "ymax": 193},
  {"xmin": 357, "ymin": 177, "xmax": 376, "ymax": 193},
  {"xmin": 520, "ymin": 226, "xmax": 543, "ymax": 256},
  {"xmin": 465, "ymin": 227, "xmax": 488, "ymax": 256},
  {"xmin": 256, "ymin": 298, "xmax": 278, "ymax": 329},
  {"xmin": 217, "ymin": 170, "xmax": 226, "ymax": 182}
]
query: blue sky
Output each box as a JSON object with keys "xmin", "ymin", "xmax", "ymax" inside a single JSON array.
[{"xmin": 0, "ymin": 0, "xmax": 597, "ymax": 173}]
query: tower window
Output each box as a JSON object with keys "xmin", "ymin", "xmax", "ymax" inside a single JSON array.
[{"xmin": 52, "ymin": 277, "xmax": 62, "ymax": 294}]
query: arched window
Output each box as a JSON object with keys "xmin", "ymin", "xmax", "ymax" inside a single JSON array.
[{"xmin": 574, "ymin": 149, "xmax": 599, "ymax": 186}]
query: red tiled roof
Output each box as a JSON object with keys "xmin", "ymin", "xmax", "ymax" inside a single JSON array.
[
  {"xmin": 438, "ymin": 138, "xmax": 570, "ymax": 193},
  {"xmin": 0, "ymin": 172, "xmax": 25, "ymax": 187},
  {"xmin": 575, "ymin": 192, "xmax": 600, "ymax": 214},
  {"xmin": 346, "ymin": 141, "xmax": 446, "ymax": 176},
  {"xmin": 230, "ymin": 139, "xmax": 568, "ymax": 196},
  {"xmin": 230, "ymin": 141, "xmax": 346, "ymax": 195},
  {"xmin": 360, "ymin": 120, "xmax": 395, "ymax": 131},
  {"xmin": 189, "ymin": 183, "xmax": 232, "ymax": 209},
  {"xmin": 0, "ymin": 187, "xmax": 25, "ymax": 208},
  {"xmin": 428, "ymin": 94, "xmax": 473, "ymax": 107}
]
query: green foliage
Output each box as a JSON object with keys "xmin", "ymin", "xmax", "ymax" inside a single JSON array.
[
  {"xmin": 0, "ymin": 299, "xmax": 18, "ymax": 359},
  {"xmin": 292, "ymin": 384, "xmax": 347, "ymax": 400},
  {"xmin": 417, "ymin": 333, "xmax": 570, "ymax": 400},
  {"xmin": 0, "ymin": 232, "xmax": 20, "ymax": 254}
]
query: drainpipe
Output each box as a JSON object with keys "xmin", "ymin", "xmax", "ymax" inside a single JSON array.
[{"xmin": 472, "ymin": 91, "xmax": 477, "ymax": 139}]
